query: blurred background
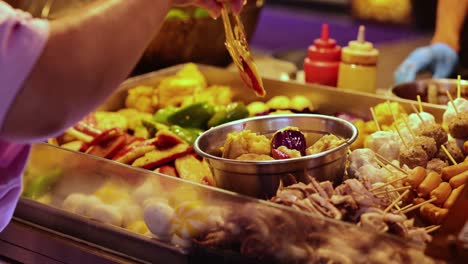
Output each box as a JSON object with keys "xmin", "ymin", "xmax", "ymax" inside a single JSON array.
[{"xmin": 7, "ymin": 0, "xmax": 438, "ymax": 88}]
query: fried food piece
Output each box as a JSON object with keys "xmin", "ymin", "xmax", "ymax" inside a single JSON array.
[
  {"xmin": 306, "ymin": 134, "xmax": 346, "ymax": 155},
  {"xmin": 417, "ymin": 171, "xmax": 442, "ymax": 198},
  {"xmin": 441, "ymin": 161, "xmax": 468, "ymax": 180},
  {"xmin": 420, "ymin": 203, "xmax": 448, "ymax": 225},
  {"xmin": 430, "ymin": 182, "xmax": 452, "ymax": 206},
  {"xmin": 426, "ymin": 158, "xmax": 448, "ymax": 174},
  {"xmin": 444, "ymin": 184, "xmax": 465, "ymax": 209},
  {"xmin": 406, "ymin": 166, "xmax": 427, "ymax": 189},
  {"xmin": 411, "ymin": 136, "xmax": 438, "ymax": 159},
  {"xmin": 399, "ymin": 146, "xmax": 429, "ymax": 169},
  {"xmin": 419, "ymin": 123, "xmax": 448, "ymax": 147},
  {"xmin": 236, "ymin": 153, "xmax": 275, "ymax": 161},
  {"xmin": 221, "ymin": 130, "xmax": 271, "ymax": 159},
  {"xmin": 436, "ymin": 141, "xmax": 465, "ymax": 164},
  {"xmin": 125, "ymin": 85, "xmax": 158, "ymax": 113},
  {"xmin": 449, "ymin": 112, "xmax": 468, "ymax": 139}
]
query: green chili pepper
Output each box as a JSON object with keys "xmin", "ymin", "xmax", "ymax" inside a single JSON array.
[
  {"xmin": 23, "ymin": 168, "xmax": 62, "ymax": 200},
  {"xmin": 167, "ymin": 102, "xmax": 215, "ymax": 129},
  {"xmin": 170, "ymin": 125, "xmax": 203, "ymax": 145},
  {"xmin": 153, "ymin": 106, "xmax": 178, "ymax": 125},
  {"xmin": 207, "ymin": 102, "xmax": 249, "ymax": 128},
  {"xmin": 194, "ymin": 8, "xmax": 210, "ymax": 18},
  {"xmin": 165, "ymin": 9, "xmax": 190, "ymax": 20}
]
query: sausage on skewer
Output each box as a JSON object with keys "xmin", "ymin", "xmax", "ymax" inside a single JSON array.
[
  {"xmin": 430, "ymin": 182, "xmax": 452, "ymax": 206},
  {"xmin": 417, "ymin": 172, "xmax": 442, "ymax": 197}
]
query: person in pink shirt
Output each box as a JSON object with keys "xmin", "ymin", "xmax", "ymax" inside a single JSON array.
[{"xmin": 0, "ymin": 0, "xmax": 243, "ymax": 232}]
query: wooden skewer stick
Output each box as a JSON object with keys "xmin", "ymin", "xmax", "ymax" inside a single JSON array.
[
  {"xmin": 394, "ymin": 124, "xmax": 409, "ymax": 149},
  {"xmin": 384, "ymin": 190, "xmax": 410, "ymax": 213},
  {"xmin": 410, "ymin": 103, "xmax": 426, "ymax": 125},
  {"xmin": 399, "ymin": 203, "xmax": 413, "ymax": 212},
  {"xmin": 370, "ymin": 175, "xmax": 409, "ymax": 192},
  {"xmin": 457, "ymin": 75, "xmax": 461, "ymax": 99},
  {"xmin": 446, "ymin": 90, "xmax": 459, "ymax": 115},
  {"xmin": 402, "ymin": 114, "xmax": 416, "ymax": 139},
  {"xmin": 441, "ymin": 145, "xmax": 458, "ymax": 165},
  {"xmin": 374, "ymin": 152, "xmax": 408, "ymax": 175},
  {"xmin": 400, "ymin": 197, "xmax": 437, "ymax": 214},
  {"xmin": 374, "ymin": 186, "xmax": 411, "ymax": 196},
  {"xmin": 417, "ymin": 95, "xmax": 423, "ymax": 113},
  {"xmin": 370, "ymin": 107, "xmax": 381, "ymax": 131},
  {"xmin": 375, "ymin": 158, "xmax": 393, "ymax": 173},
  {"xmin": 426, "ymin": 225, "xmax": 441, "ymax": 233}
]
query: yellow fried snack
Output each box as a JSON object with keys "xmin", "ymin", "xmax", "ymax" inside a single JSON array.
[
  {"xmin": 171, "ymin": 200, "xmax": 208, "ymax": 239},
  {"xmin": 221, "ymin": 130, "xmax": 271, "ymax": 159},
  {"xmin": 125, "ymin": 85, "xmax": 158, "ymax": 113},
  {"xmin": 127, "ymin": 220, "xmax": 150, "ymax": 235}
]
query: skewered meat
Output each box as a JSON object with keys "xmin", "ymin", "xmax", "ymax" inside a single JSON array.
[
  {"xmin": 430, "ymin": 182, "xmax": 452, "ymax": 206},
  {"xmin": 347, "ymin": 148, "xmax": 380, "ymax": 178},
  {"xmin": 441, "ymin": 160, "xmax": 468, "ymax": 180},
  {"xmin": 406, "ymin": 166, "xmax": 426, "ymax": 189},
  {"xmin": 410, "ymin": 136, "xmax": 438, "ymax": 159},
  {"xmin": 419, "ymin": 123, "xmax": 448, "ymax": 147},
  {"xmin": 426, "ymin": 158, "xmax": 448, "ymax": 173},
  {"xmin": 355, "ymin": 164, "xmax": 390, "ymax": 184},
  {"xmin": 443, "ymin": 97, "xmax": 468, "ymax": 129},
  {"xmin": 444, "ymin": 184, "xmax": 465, "ymax": 209},
  {"xmin": 436, "ymin": 141, "xmax": 464, "ymax": 163},
  {"xmin": 365, "ymin": 131, "xmax": 401, "ymax": 161},
  {"xmin": 358, "ymin": 211, "xmax": 388, "ymax": 233},
  {"xmin": 417, "ymin": 171, "xmax": 442, "ymax": 198},
  {"xmin": 448, "ymin": 112, "xmax": 468, "ymax": 139},
  {"xmin": 399, "ymin": 145, "xmax": 429, "ymax": 169}
]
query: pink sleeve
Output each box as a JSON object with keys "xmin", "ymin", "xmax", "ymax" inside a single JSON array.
[
  {"xmin": 0, "ymin": 1, "xmax": 49, "ymax": 127},
  {"xmin": 0, "ymin": 2, "xmax": 49, "ymax": 232}
]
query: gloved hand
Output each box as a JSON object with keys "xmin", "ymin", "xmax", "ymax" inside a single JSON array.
[
  {"xmin": 394, "ymin": 43, "xmax": 458, "ymax": 84},
  {"xmin": 172, "ymin": 0, "xmax": 244, "ymax": 18}
]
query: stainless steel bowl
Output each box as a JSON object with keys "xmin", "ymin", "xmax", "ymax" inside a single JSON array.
[
  {"xmin": 194, "ymin": 114, "xmax": 358, "ymax": 198},
  {"xmin": 391, "ymin": 78, "xmax": 468, "ymax": 105}
]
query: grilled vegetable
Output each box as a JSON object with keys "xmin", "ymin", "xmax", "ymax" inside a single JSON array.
[
  {"xmin": 271, "ymin": 126, "xmax": 307, "ymax": 156},
  {"xmin": 170, "ymin": 125, "xmax": 203, "ymax": 145},
  {"xmin": 207, "ymin": 102, "xmax": 249, "ymax": 128},
  {"xmin": 167, "ymin": 102, "xmax": 215, "ymax": 129}
]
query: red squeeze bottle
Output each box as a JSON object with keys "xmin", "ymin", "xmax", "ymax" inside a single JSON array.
[{"xmin": 304, "ymin": 24, "xmax": 341, "ymax": 87}]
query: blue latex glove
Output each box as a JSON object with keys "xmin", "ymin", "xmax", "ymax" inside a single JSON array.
[{"xmin": 394, "ymin": 43, "xmax": 458, "ymax": 84}]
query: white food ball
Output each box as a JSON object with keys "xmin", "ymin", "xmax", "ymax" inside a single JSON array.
[
  {"xmin": 143, "ymin": 200, "xmax": 174, "ymax": 239},
  {"xmin": 132, "ymin": 178, "xmax": 157, "ymax": 207},
  {"xmin": 62, "ymin": 193, "xmax": 87, "ymax": 213},
  {"xmin": 366, "ymin": 131, "xmax": 401, "ymax": 161},
  {"xmin": 88, "ymin": 204, "xmax": 123, "ymax": 226},
  {"xmin": 443, "ymin": 98, "xmax": 468, "ymax": 128},
  {"xmin": 62, "ymin": 194, "xmax": 102, "ymax": 217},
  {"xmin": 356, "ymin": 164, "xmax": 389, "ymax": 184},
  {"xmin": 408, "ymin": 112, "xmax": 435, "ymax": 131},
  {"xmin": 120, "ymin": 203, "xmax": 143, "ymax": 228},
  {"xmin": 347, "ymin": 148, "xmax": 380, "ymax": 178}
]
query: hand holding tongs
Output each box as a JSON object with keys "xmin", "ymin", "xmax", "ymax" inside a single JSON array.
[{"xmin": 220, "ymin": 2, "xmax": 266, "ymax": 97}]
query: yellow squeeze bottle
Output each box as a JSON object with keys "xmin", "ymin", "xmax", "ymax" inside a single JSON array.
[{"xmin": 337, "ymin": 25, "xmax": 379, "ymax": 93}]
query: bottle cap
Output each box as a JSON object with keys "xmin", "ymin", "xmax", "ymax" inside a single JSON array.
[
  {"xmin": 307, "ymin": 24, "xmax": 341, "ymax": 62},
  {"xmin": 342, "ymin": 25, "xmax": 379, "ymax": 65}
]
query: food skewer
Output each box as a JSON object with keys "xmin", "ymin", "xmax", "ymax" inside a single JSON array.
[
  {"xmin": 441, "ymin": 145, "xmax": 458, "ymax": 165},
  {"xmin": 374, "ymin": 153, "xmax": 408, "ymax": 175},
  {"xmin": 410, "ymin": 103, "xmax": 426, "ymax": 124},
  {"xmin": 371, "ymin": 175, "xmax": 409, "ymax": 192},
  {"xmin": 375, "ymin": 158, "xmax": 393, "ymax": 173},
  {"xmin": 370, "ymin": 107, "xmax": 381, "ymax": 131},
  {"xmin": 399, "ymin": 203, "xmax": 413, "ymax": 212},
  {"xmin": 457, "ymin": 75, "xmax": 461, "ymax": 99},
  {"xmin": 402, "ymin": 115, "xmax": 416, "ymax": 138},
  {"xmin": 446, "ymin": 90, "xmax": 459, "ymax": 115},
  {"xmin": 426, "ymin": 225, "xmax": 441, "ymax": 233},
  {"xmin": 384, "ymin": 189, "xmax": 410, "ymax": 213},
  {"xmin": 374, "ymin": 186, "xmax": 411, "ymax": 196},
  {"xmin": 400, "ymin": 197, "xmax": 437, "ymax": 214},
  {"xmin": 387, "ymin": 100, "xmax": 415, "ymax": 139},
  {"xmin": 417, "ymin": 95, "xmax": 423, "ymax": 113},
  {"xmin": 394, "ymin": 124, "xmax": 409, "ymax": 149}
]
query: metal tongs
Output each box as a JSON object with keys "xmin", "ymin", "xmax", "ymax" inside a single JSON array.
[{"xmin": 220, "ymin": 3, "xmax": 266, "ymax": 97}]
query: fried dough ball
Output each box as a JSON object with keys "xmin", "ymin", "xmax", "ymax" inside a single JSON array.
[
  {"xmin": 419, "ymin": 123, "xmax": 448, "ymax": 147},
  {"xmin": 399, "ymin": 145, "xmax": 429, "ymax": 169},
  {"xmin": 221, "ymin": 130, "xmax": 271, "ymax": 159},
  {"xmin": 449, "ymin": 112, "xmax": 468, "ymax": 139},
  {"xmin": 411, "ymin": 136, "xmax": 438, "ymax": 159},
  {"xmin": 436, "ymin": 141, "xmax": 465, "ymax": 164}
]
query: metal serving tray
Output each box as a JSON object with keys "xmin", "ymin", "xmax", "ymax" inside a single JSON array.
[
  {"xmin": 11, "ymin": 64, "xmax": 447, "ymax": 263},
  {"xmin": 100, "ymin": 63, "xmax": 446, "ymax": 121}
]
